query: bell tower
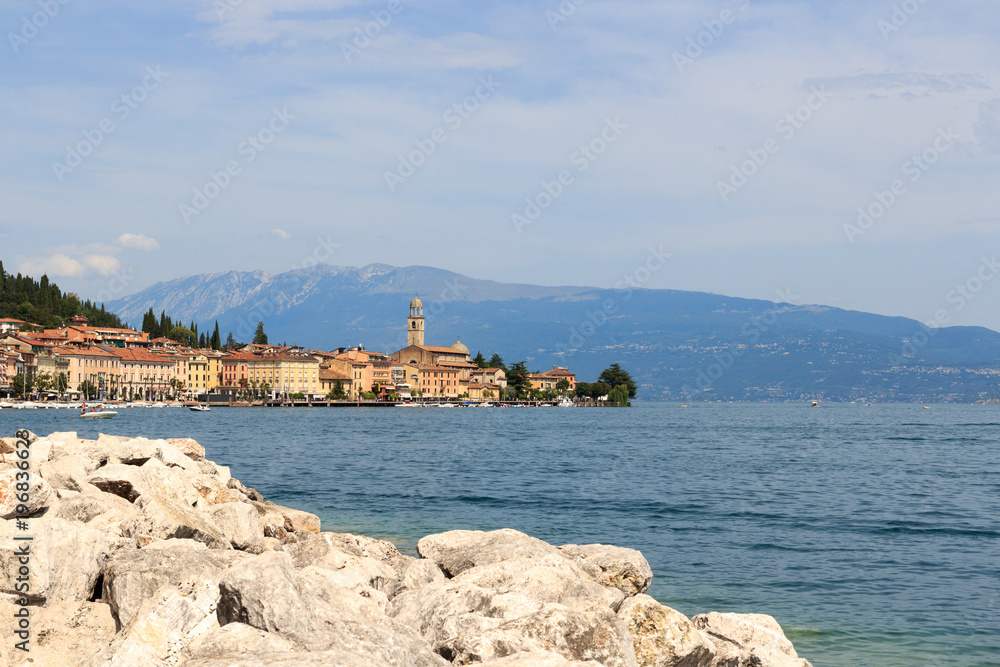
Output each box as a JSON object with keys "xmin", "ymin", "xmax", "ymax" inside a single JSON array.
[{"xmin": 407, "ymin": 296, "xmax": 425, "ymax": 347}]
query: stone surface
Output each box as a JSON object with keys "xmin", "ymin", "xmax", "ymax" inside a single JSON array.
[
  {"xmin": 0, "ymin": 517, "xmax": 112, "ymax": 604},
  {"xmin": 0, "ymin": 469, "xmax": 54, "ymax": 519},
  {"xmin": 560, "ymin": 543, "xmax": 654, "ymax": 596},
  {"xmin": 270, "ymin": 502, "xmax": 321, "ymax": 533},
  {"xmin": 183, "ymin": 622, "xmax": 298, "ymax": 660},
  {"xmin": 691, "ymin": 613, "xmax": 812, "ymax": 667},
  {"xmin": 37, "ymin": 455, "xmax": 94, "ymax": 492},
  {"xmin": 618, "ymin": 595, "xmax": 716, "ymax": 667},
  {"xmin": 166, "ymin": 437, "xmax": 206, "ymax": 460},
  {"xmin": 185, "ymin": 651, "xmax": 387, "ymax": 666},
  {"xmin": 103, "ymin": 542, "xmax": 247, "ymax": 627},
  {"xmin": 206, "ymin": 501, "xmax": 265, "ymax": 553},
  {"xmin": 53, "ymin": 490, "xmax": 133, "ymax": 527},
  {"xmin": 388, "ymin": 557, "xmax": 447, "ymax": 599},
  {"xmin": 417, "ymin": 528, "xmax": 564, "ymax": 577},
  {"xmin": 482, "ymin": 651, "xmax": 604, "ymax": 666},
  {"xmin": 253, "ymin": 501, "xmax": 290, "ymax": 538},
  {"xmin": 22, "ymin": 601, "xmax": 117, "ymax": 666},
  {"xmin": 121, "ymin": 494, "xmax": 231, "ymax": 549}
]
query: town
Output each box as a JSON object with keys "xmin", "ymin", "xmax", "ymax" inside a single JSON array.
[{"xmin": 0, "ymin": 297, "xmax": 603, "ymax": 405}]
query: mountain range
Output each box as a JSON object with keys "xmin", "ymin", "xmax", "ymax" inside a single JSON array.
[{"xmin": 106, "ymin": 264, "xmax": 1000, "ymax": 402}]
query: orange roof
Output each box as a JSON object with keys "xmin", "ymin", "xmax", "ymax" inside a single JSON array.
[
  {"xmin": 417, "ymin": 345, "xmax": 471, "ymax": 355},
  {"xmin": 51, "ymin": 345, "xmax": 120, "ymax": 358},
  {"xmin": 106, "ymin": 348, "xmax": 175, "ymax": 364}
]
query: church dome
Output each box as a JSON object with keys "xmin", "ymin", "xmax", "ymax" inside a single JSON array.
[
  {"xmin": 452, "ymin": 339, "xmax": 469, "ymax": 354},
  {"xmin": 410, "ymin": 296, "xmax": 423, "ymax": 309}
]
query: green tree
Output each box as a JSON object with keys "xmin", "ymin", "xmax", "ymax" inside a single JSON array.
[
  {"xmin": 327, "ymin": 379, "xmax": 346, "ymax": 400},
  {"xmin": 609, "ymin": 385, "xmax": 630, "ymax": 407},
  {"xmin": 169, "ymin": 326, "xmax": 195, "ymax": 346},
  {"xmin": 473, "ymin": 352, "xmax": 486, "ymax": 368},
  {"xmin": 11, "ymin": 373, "xmax": 34, "ymax": 398},
  {"xmin": 55, "ymin": 372, "xmax": 69, "ymax": 397},
  {"xmin": 505, "ymin": 361, "xmax": 530, "ymax": 399},
  {"xmin": 211, "ymin": 321, "xmax": 222, "ymax": 350},
  {"xmin": 252, "ymin": 322, "xmax": 268, "ymax": 345},
  {"xmin": 78, "ymin": 379, "xmax": 97, "ymax": 400},
  {"xmin": 556, "ymin": 378, "xmax": 570, "ymax": 394},
  {"xmin": 35, "ymin": 372, "xmax": 53, "ymax": 395},
  {"xmin": 598, "ymin": 363, "xmax": 637, "ymax": 398},
  {"xmin": 488, "ymin": 354, "xmax": 505, "ymax": 370},
  {"xmin": 225, "ymin": 332, "xmax": 238, "ymax": 351}
]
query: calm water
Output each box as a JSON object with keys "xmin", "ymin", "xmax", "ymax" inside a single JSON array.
[{"xmin": 4, "ymin": 403, "xmax": 999, "ymax": 667}]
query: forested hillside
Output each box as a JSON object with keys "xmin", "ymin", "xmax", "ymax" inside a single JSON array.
[{"xmin": 0, "ymin": 261, "xmax": 126, "ymax": 329}]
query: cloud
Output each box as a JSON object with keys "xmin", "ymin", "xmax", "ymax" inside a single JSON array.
[
  {"xmin": 18, "ymin": 254, "xmax": 85, "ymax": 277},
  {"xmin": 271, "ymin": 228, "xmax": 292, "ymax": 240},
  {"xmin": 83, "ymin": 255, "xmax": 122, "ymax": 277},
  {"xmin": 116, "ymin": 233, "xmax": 161, "ymax": 251}
]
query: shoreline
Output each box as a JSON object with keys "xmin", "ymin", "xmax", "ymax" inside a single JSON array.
[{"xmin": 2, "ymin": 429, "xmax": 811, "ymax": 666}]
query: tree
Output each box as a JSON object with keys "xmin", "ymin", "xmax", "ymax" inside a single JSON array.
[
  {"xmin": 199, "ymin": 332, "xmax": 207, "ymax": 348},
  {"xmin": 609, "ymin": 385, "xmax": 630, "ymax": 407},
  {"xmin": 488, "ymin": 354, "xmax": 505, "ymax": 370},
  {"xmin": 505, "ymin": 361, "xmax": 530, "ymax": 399},
  {"xmin": 11, "ymin": 373, "xmax": 34, "ymax": 399},
  {"xmin": 55, "ymin": 372, "xmax": 68, "ymax": 397},
  {"xmin": 473, "ymin": 352, "xmax": 486, "ymax": 368},
  {"xmin": 556, "ymin": 378, "xmax": 570, "ymax": 394},
  {"xmin": 211, "ymin": 321, "xmax": 222, "ymax": 350},
  {"xmin": 78, "ymin": 379, "xmax": 96, "ymax": 400},
  {"xmin": 328, "ymin": 379, "xmax": 346, "ymax": 400},
  {"xmin": 35, "ymin": 372, "xmax": 53, "ymax": 395},
  {"xmin": 598, "ymin": 363, "xmax": 637, "ymax": 398},
  {"xmin": 169, "ymin": 326, "xmax": 195, "ymax": 346},
  {"xmin": 252, "ymin": 322, "xmax": 268, "ymax": 345},
  {"xmin": 225, "ymin": 332, "xmax": 238, "ymax": 351}
]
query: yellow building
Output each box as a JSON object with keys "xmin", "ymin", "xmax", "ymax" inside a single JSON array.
[
  {"xmin": 246, "ymin": 350, "xmax": 322, "ymax": 398},
  {"xmin": 51, "ymin": 345, "xmax": 122, "ymax": 398}
]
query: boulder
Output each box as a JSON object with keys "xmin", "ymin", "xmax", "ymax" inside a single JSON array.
[
  {"xmin": 103, "ymin": 542, "xmax": 248, "ymax": 627},
  {"xmin": 253, "ymin": 502, "xmax": 290, "ymax": 538},
  {"xmin": 269, "ymin": 502, "xmax": 321, "ymax": 533},
  {"xmin": 85, "ymin": 579, "xmax": 221, "ymax": 667},
  {"xmin": 112, "ymin": 437, "xmax": 162, "ymax": 466},
  {"xmin": 440, "ymin": 605, "xmax": 638, "ymax": 667},
  {"xmin": 618, "ymin": 595, "xmax": 716, "ymax": 667},
  {"xmin": 192, "ymin": 474, "xmax": 248, "ymax": 506},
  {"xmin": 166, "ymin": 437, "xmax": 206, "ymax": 460},
  {"xmin": 185, "ymin": 651, "xmax": 388, "ymax": 666},
  {"xmin": 296, "ymin": 566, "xmax": 387, "ymax": 620},
  {"xmin": 206, "ymin": 501, "xmax": 266, "ymax": 553},
  {"xmin": 0, "ymin": 469, "xmax": 54, "ymax": 519},
  {"xmin": 0, "ymin": 517, "xmax": 112, "ymax": 604},
  {"xmin": 453, "ymin": 554, "xmax": 625, "ymax": 612},
  {"xmin": 37, "ymin": 454, "xmax": 94, "ymax": 492},
  {"xmin": 691, "ymin": 613, "xmax": 812, "ymax": 667},
  {"xmin": 87, "ymin": 461, "xmax": 199, "ymax": 507},
  {"xmin": 54, "ymin": 489, "xmax": 133, "ymax": 527},
  {"xmin": 20, "ymin": 601, "xmax": 117, "ymax": 666},
  {"xmin": 559, "ymin": 544, "xmax": 653, "ymax": 596},
  {"xmin": 183, "ymin": 622, "xmax": 298, "ymax": 660},
  {"xmin": 276, "ymin": 531, "xmax": 398, "ymax": 594},
  {"xmin": 324, "ymin": 532, "xmax": 409, "ymax": 569},
  {"xmin": 416, "ymin": 528, "xmax": 563, "ymax": 577},
  {"xmin": 388, "ymin": 558, "xmax": 446, "ymax": 599},
  {"xmin": 229, "ymin": 476, "xmax": 263, "ymax": 501},
  {"xmin": 482, "ymin": 652, "xmax": 604, "ymax": 666},
  {"xmin": 121, "ymin": 494, "xmax": 231, "ymax": 549}
]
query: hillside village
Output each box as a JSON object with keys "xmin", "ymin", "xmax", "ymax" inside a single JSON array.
[{"xmin": 0, "ymin": 297, "xmax": 577, "ymax": 402}]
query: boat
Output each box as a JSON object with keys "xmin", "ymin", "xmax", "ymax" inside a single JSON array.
[
  {"xmin": 190, "ymin": 405, "xmax": 211, "ymax": 412},
  {"xmin": 811, "ymin": 401, "xmax": 819, "ymax": 407},
  {"xmin": 80, "ymin": 410, "xmax": 116, "ymax": 420},
  {"xmin": 557, "ymin": 397, "xmax": 574, "ymax": 408}
]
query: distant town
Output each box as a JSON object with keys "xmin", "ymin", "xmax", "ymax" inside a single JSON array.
[{"xmin": 0, "ymin": 297, "xmax": 633, "ymax": 405}]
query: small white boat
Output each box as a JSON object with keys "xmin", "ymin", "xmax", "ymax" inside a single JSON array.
[
  {"xmin": 557, "ymin": 397, "xmax": 575, "ymax": 407},
  {"xmin": 80, "ymin": 410, "xmax": 117, "ymax": 420},
  {"xmin": 190, "ymin": 405, "xmax": 211, "ymax": 412}
]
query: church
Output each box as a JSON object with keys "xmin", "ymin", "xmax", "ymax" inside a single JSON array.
[{"xmin": 390, "ymin": 297, "xmax": 475, "ymax": 369}]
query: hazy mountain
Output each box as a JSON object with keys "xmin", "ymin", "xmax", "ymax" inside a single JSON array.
[{"xmin": 107, "ymin": 264, "xmax": 1000, "ymax": 402}]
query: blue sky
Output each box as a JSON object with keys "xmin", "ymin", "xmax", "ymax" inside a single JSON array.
[{"xmin": 3, "ymin": 0, "xmax": 1000, "ymax": 330}]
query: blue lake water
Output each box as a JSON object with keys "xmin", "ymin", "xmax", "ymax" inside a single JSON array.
[{"xmin": 4, "ymin": 403, "xmax": 999, "ymax": 667}]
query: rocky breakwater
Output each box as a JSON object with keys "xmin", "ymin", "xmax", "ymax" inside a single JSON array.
[{"xmin": 1, "ymin": 430, "xmax": 813, "ymax": 667}]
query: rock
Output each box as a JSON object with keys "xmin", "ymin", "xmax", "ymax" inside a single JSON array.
[
  {"xmin": 166, "ymin": 437, "xmax": 206, "ymax": 460},
  {"xmin": 417, "ymin": 528, "xmax": 563, "ymax": 577},
  {"xmin": 54, "ymin": 489, "xmax": 133, "ymax": 527},
  {"xmin": 121, "ymin": 494, "xmax": 232, "ymax": 550},
  {"xmin": 277, "ymin": 531, "xmax": 397, "ymax": 594},
  {"xmin": 618, "ymin": 595, "xmax": 716, "ymax": 667},
  {"xmin": 388, "ymin": 558, "xmax": 446, "ymax": 599},
  {"xmin": 23, "ymin": 601, "xmax": 117, "ymax": 666},
  {"xmin": 0, "ymin": 517, "xmax": 112, "ymax": 604},
  {"xmin": 691, "ymin": 613, "xmax": 812, "ymax": 667},
  {"xmin": 296, "ymin": 566, "xmax": 387, "ymax": 620},
  {"xmin": 185, "ymin": 651, "xmax": 387, "ymax": 666},
  {"xmin": 440, "ymin": 605, "xmax": 638, "ymax": 667},
  {"xmin": 217, "ymin": 550, "xmax": 328, "ymax": 649},
  {"xmin": 192, "ymin": 474, "xmax": 247, "ymax": 507},
  {"xmin": 183, "ymin": 622, "xmax": 298, "ymax": 660},
  {"xmin": 103, "ymin": 542, "xmax": 248, "ymax": 627},
  {"xmin": 86, "ymin": 579, "xmax": 221, "ymax": 667},
  {"xmin": 86, "ymin": 464, "xmax": 147, "ymax": 503},
  {"xmin": 113, "ymin": 437, "xmax": 162, "ymax": 466},
  {"xmin": 206, "ymin": 502, "xmax": 266, "ymax": 553},
  {"xmin": 268, "ymin": 502, "xmax": 321, "ymax": 533},
  {"xmin": 0, "ymin": 468, "xmax": 54, "ymax": 519},
  {"xmin": 453, "ymin": 554, "xmax": 625, "ymax": 612},
  {"xmin": 157, "ymin": 440, "xmax": 202, "ymax": 474},
  {"xmin": 229, "ymin": 476, "xmax": 262, "ymax": 501},
  {"xmin": 482, "ymin": 651, "xmax": 604, "ymax": 666},
  {"xmin": 38, "ymin": 454, "xmax": 94, "ymax": 492},
  {"xmin": 253, "ymin": 502, "xmax": 290, "ymax": 538},
  {"xmin": 560, "ymin": 544, "xmax": 654, "ymax": 596},
  {"xmin": 86, "ymin": 461, "xmax": 199, "ymax": 507}
]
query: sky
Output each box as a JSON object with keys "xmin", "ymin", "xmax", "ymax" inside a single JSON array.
[{"xmin": 3, "ymin": 0, "xmax": 1000, "ymax": 330}]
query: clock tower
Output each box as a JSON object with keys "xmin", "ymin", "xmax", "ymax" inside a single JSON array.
[{"xmin": 407, "ymin": 296, "xmax": 425, "ymax": 347}]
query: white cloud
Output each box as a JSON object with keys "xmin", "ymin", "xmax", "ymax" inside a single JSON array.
[
  {"xmin": 116, "ymin": 233, "xmax": 161, "ymax": 251},
  {"xmin": 271, "ymin": 228, "xmax": 292, "ymax": 240},
  {"xmin": 18, "ymin": 254, "xmax": 85, "ymax": 277},
  {"xmin": 83, "ymin": 255, "xmax": 122, "ymax": 277}
]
